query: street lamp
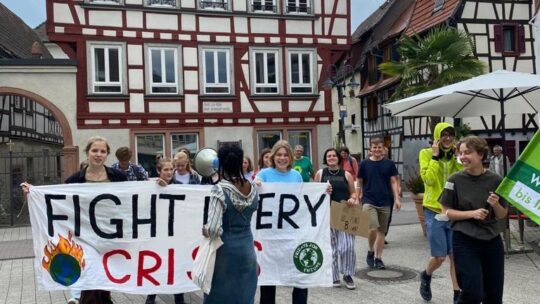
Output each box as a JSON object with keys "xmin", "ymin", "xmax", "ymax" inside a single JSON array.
[{"xmin": 322, "ymin": 64, "xmax": 360, "ymax": 146}]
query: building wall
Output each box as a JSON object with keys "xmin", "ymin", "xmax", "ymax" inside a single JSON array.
[{"xmin": 46, "ymin": 0, "xmax": 351, "ymax": 168}]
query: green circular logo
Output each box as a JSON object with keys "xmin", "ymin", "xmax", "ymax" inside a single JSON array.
[{"xmin": 293, "ymin": 242, "xmax": 323, "ymax": 274}]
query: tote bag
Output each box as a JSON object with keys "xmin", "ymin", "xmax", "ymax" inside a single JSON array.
[{"xmin": 192, "ymin": 237, "xmax": 223, "ymax": 294}]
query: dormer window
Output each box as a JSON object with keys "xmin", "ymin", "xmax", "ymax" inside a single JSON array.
[
  {"xmin": 251, "ymin": 0, "xmax": 277, "ymax": 13},
  {"xmin": 433, "ymin": 0, "xmax": 444, "ymax": 12},
  {"xmin": 86, "ymin": 0, "xmax": 122, "ymax": 5},
  {"xmin": 147, "ymin": 0, "xmax": 177, "ymax": 7},
  {"xmin": 286, "ymin": 0, "xmax": 311, "ymax": 14},
  {"xmin": 199, "ymin": 0, "xmax": 228, "ymax": 10}
]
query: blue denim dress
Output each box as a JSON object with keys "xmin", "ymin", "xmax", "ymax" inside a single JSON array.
[{"xmin": 204, "ymin": 189, "xmax": 259, "ymax": 304}]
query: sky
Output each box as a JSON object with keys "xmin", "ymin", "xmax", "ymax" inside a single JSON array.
[{"xmin": 0, "ymin": 0, "xmax": 382, "ymax": 30}]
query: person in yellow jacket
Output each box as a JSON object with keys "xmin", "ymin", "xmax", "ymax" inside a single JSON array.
[{"xmin": 418, "ymin": 122, "xmax": 463, "ymax": 304}]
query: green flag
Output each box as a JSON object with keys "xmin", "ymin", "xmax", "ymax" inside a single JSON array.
[{"xmin": 496, "ymin": 130, "xmax": 540, "ymax": 225}]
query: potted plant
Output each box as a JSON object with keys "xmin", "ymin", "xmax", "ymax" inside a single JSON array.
[{"xmin": 405, "ymin": 172, "xmax": 426, "ymax": 237}]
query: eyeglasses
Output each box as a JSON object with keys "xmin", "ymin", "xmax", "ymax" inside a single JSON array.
[{"xmin": 441, "ymin": 133, "xmax": 455, "ymax": 138}]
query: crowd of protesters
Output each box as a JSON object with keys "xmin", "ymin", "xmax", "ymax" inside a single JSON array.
[{"xmin": 21, "ymin": 129, "xmax": 511, "ymax": 304}]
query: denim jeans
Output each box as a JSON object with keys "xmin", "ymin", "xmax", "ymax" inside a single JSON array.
[{"xmin": 453, "ymin": 231, "xmax": 504, "ymax": 304}]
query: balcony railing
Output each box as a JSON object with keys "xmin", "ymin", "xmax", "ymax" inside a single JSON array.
[
  {"xmin": 200, "ymin": 1, "xmax": 228, "ymax": 10},
  {"xmin": 148, "ymin": 0, "xmax": 177, "ymax": 7},
  {"xmin": 286, "ymin": 5, "xmax": 311, "ymax": 14},
  {"xmin": 252, "ymin": 4, "xmax": 277, "ymax": 13}
]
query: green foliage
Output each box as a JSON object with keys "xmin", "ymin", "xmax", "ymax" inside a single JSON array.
[
  {"xmin": 379, "ymin": 25, "xmax": 486, "ymax": 102},
  {"xmin": 454, "ymin": 122, "xmax": 472, "ymax": 139},
  {"xmin": 405, "ymin": 172, "xmax": 424, "ymax": 194}
]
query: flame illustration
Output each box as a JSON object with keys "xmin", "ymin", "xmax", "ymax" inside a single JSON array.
[{"xmin": 42, "ymin": 231, "xmax": 86, "ymax": 286}]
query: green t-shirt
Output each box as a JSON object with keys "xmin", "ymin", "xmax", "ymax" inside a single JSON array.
[
  {"xmin": 440, "ymin": 170, "xmax": 506, "ymax": 240},
  {"xmin": 293, "ymin": 156, "xmax": 314, "ymax": 182}
]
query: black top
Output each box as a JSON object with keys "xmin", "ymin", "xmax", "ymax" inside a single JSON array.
[
  {"xmin": 64, "ymin": 166, "xmax": 127, "ymax": 184},
  {"xmin": 358, "ymin": 158, "xmax": 398, "ymax": 207},
  {"xmin": 320, "ymin": 168, "xmax": 349, "ymax": 202},
  {"xmin": 440, "ymin": 170, "xmax": 506, "ymax": 240}
]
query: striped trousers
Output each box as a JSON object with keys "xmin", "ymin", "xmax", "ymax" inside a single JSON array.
[{"xmin": 331, "ymin": 228, "xmax": 356, "ymax": 281}]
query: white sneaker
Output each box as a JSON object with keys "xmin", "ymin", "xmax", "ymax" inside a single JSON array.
[{"xmin": 67, "ymin": 298, "xmax": 79, "ymax": 304}]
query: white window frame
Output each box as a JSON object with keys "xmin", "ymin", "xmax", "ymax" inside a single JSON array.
[
  {"xmin": 199, "ymin": 46, "xmax": 234, "ymax": 95},
  {"xmin": 199, "ymin": 0, "xmax": 230, "ymax": 11},
  {"xmin": 286, "ymin": 49, "xmax": 316, "ymax": 95},
  {"xmin": 285, "ymin": 0, "xmax": 312, "ymax": 14},
  {"xmin": 86, "ymin": 0, "xmax": 123, "ymax": 5},
  {"xmin": 250, "ymin": 0, "xmax": 278, "ymax": 13},
  {"xmin": 145, "ymin": 44, "xmax": 182, "ymax": 95},
  {"xmin": 145, "ymin": 0, "xmax": 178, "ymax": 8},
  {"xmin": 251, "ymin": 47, "xmax": 281, "ymax": 95},
  {"xmin": 171, "ymin": 133, "xmax": 199, "ymax": 156},
  {"xmin": 87, "ymin": 42, "xmax": 126, "ymax": 95}
]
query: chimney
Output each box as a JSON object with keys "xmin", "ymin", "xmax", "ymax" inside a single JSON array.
[{"xmin": 31, "ymin": 41, "xmax": 43, "ymax": 58}]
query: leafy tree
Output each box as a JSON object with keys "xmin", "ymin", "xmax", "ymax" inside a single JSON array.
[{"xmin": 379, "ymin": 25, "xmax": 485, "ymax": 102}]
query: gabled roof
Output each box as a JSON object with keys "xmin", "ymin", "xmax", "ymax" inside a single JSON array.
[
  {"xmin": 0, "ymin": 3, "xmax": 51, "ymax": 59},
  {"xmin": 405, "ymin": 0, "xmax": 462, "ymax": 36},
  {"xmin": 349, "ymin": 0, "xmax": 415, "ymax": 69}
]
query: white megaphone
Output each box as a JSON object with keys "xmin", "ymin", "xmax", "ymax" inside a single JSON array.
[{"xmin": 194, "ymin": 148, "xmax": 219, "ymax": 177}]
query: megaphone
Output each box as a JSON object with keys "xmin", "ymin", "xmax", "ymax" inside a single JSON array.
[{"xmin": 194, "ymin": 148, "xmax": 219, "ymax": 177}]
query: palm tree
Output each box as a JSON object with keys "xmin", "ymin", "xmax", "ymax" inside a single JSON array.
[{"xmin": 379, "ymin": 25, "xmax": 485, "ymax": 102}]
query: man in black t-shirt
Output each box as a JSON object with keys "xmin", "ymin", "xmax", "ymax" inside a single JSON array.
[{"xmin": 358, "ymin": 137, "xmax": 401, "ymax": 269}]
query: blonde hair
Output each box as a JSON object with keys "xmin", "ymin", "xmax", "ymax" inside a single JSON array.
[
  {"xmin": 84, "ymin": 136, "xmax": 110, "ymax": 155},
  {"xmin": 269, "ymin": 140, "xmax": 294, "ymax": 170},
  {"xmin": 173, "ymin": 151, "xmax": 192, "ymax": 171}
]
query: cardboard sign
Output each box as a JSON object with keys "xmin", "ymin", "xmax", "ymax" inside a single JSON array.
[{"xmin": 330, "ymin": 201, "xmax": 370, "ymax": 238}]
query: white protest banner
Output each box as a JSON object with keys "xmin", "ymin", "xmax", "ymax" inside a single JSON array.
[
  {"xmin": 28, "ymin": 181, "xmax": 331, "ymax": 293},
  {"xmin": 28, "ymin": 181, "xmax": 205, "ymax": 294},
  {"xmin": 253, "ymin": 183, "xmax": 332, "ymax": 288}
]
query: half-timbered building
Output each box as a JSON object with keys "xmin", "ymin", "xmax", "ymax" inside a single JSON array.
[
  {"xmin": 0, "ymin": 3, "xmax": 77, "ymax": 225},
  {"xmin": 350, "ymin": 0, "xmax": 538, "ymax": 179},
  {"xmin": 45, "ymin": 0, "xmax": 351, "ymax": 171},
  {"xmin": 348, "ymin": 0, "xmax": 414, "ymax": 176},
  {"xmin": 400, "ymin": 0, "xmax": 538, "ymax": 173}
]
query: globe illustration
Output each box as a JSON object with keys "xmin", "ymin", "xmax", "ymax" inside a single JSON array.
[{"xmin": 299, "ymin": 248, "xmax": 318, "ymax": 268}]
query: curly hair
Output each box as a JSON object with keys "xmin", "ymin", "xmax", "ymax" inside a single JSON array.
[{"xmin": 218, "ymin": 144, "xmax": 246, "ymax": 185}]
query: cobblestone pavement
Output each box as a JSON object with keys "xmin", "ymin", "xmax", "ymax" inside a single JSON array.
[{"xmin": 2, "ymin": 197, "xmax": 540, "ymax": 304}]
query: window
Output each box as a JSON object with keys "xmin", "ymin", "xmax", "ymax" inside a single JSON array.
[
  {"xmin": 88, "ymin": 43, "xmax": 125, "ymax": 94},
  {"xmin": 251, "ymin": 48, "xmax": 280, "ymax": 94},
  {"xmin": 201, "ymin": 47, "xmax": 233, "ymax": 94},
  {"xmin": 494, "ymin": 24, "xmax": 525, "ymax": 55},
  {"xmin": 146, "ymin": 0, "xmax": 177, "ymax": 7},
  {"xmin": 135, "ymin": 134, "xmax": 164, "ymax": 178},
  {"xmin": 433, "ymin": 0, "xmax": 444, "ymax": 12},
  {"xmin": 171, "ymin": 133, "xmax": 199, "ymax": 156},
  {"xmin": 366, "ymin": 96, "xmax": 378, "ymax": 120},
  {"xmin": 251, "ymin": 0, "xmax": 277, "ymax": 13},
  {"xmin": 145, "ymin": 45, "xmax": 181, "ymax": 94},
  {"xmin": 367, "ymin": 52, "xmax": 382, "ymax": 85},
  {"xmin": 257, "ymin": 131, "xmax": 282, "ymax": 152},
  {"xmin": 286, "ymin": 0, "xmax": 311, "ymax": 14},
  {"xmin": 86, "ymin": 0, "xmax": 122, "ymax": 4},
  {"xmin": 199, "ymin": 0, "xmax": 228, "ymax": 10},
  {"xmin": 287, "ymin": 50, "xmax": 315, "ymax": 94},
  {"xmin": 256, "ymin": 129, "xmax": 313, "ymax": 161},
  {"xmin": 288, "ymin": 130, "xmax": 312, "ymax": 159}
]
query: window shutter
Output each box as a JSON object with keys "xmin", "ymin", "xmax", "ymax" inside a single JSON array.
[
  {"xmin": 517, "ymin": 24, "xmax": 526, "ymax": 53},
  {"xmin": 494, "ymin": 24, "xmax": 503, "ymax": 52}
]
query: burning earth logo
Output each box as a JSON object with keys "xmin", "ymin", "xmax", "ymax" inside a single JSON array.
[{"xmin": 42, "ymin": 231, "xmax": 86, "ymax": 286}]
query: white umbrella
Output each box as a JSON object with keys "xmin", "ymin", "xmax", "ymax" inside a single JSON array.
[{"xmin": 383, "ymin": 70, "xmax": 540, "ymax": 118}]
